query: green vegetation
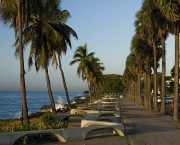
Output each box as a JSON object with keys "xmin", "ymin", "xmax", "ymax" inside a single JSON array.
[
  {"xmin": 122, "ymin": 0, "xmax": 180, "ymax": 121},
  {"xmin": 101, "ymin": 74, "xmax": 124, "ymax": 94},
  {"xmin": 0, "ymin": 0, "xmax": 77, "ymax": 123},
  {"xmin": 0, "ymin": 112, "xmax": 65, "ymax": 144},
  {"xmin": 70, "ymin": 44, "xmax": 105, "ymax": 102}
]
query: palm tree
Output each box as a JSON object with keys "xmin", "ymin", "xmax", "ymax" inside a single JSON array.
[
  {"xmin": 153, "ymin": 0, "xmax": 180, "ymax": 122},
  {"xmin": 70, "ymin": 44, "xmax": 96, "ymax": 102},
  {"xmin": 151, "ymin": 3, "xmax": 169, "ymax": 115},
  {"xmin": 0, "ymin": 0, "xmax": 30, "ymax": 124},
  {"xmin": 134, "ymin": 11, "xmax": 153, "ymax": 110},
  {"xmin": 13, "ymin": 0, "xmax": 65, "ymax": 114},
  {"xmin": 51, "ymin": 12, "xmax": 78, "ymax": 110},
  {"xmin": 86, "ymin": 57, "xmax": 105, "ymax": 101},
  {"xmin": 130, "ymin": 34, "xmax": 150, "ymax": 105},
  {"xmin": 137, "ymin": 0, "xmax": 161, "ymax": 112}
]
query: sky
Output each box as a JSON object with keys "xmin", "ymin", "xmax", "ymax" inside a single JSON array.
[{"xmin": 0, "ymin": 0, "xmax": 175, "ymax": 92}]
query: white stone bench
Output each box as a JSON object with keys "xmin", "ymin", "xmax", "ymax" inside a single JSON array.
[
  {"xmin": 55, "ymin": 114, "xmax": 86, "ymax": 122},
  {"xmin": 81, "ymin": 119, "xmax": 123, "ymax": 129},
  {"xmin": 0, "ymin": 125, "xmax": 124, "ymax": 145},
  {"xmin": 85, "ymin": 116, "xmax": 121, "ymax": 123},
  {"xmin": 55, "ymin": 114, "xmax": 121, "ymax": 123},
  {"xmin": 81, "ymin": 103, "xmax": 121, "ymax": 110},
  {"xmin": 88, "ymin": 101, "xmax": 120, "ymax": 106},
  {"xmin": 70, "ymin": 109, "xmax": 121, "ymax": 117}
]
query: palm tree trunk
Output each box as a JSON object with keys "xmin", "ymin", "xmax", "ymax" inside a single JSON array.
[
  {"xmin": 153, "ymin": 41, "xmax": 158, "ymax": 112},
  {"xmin": 88, "ymin": 83, "xmax": 92, "ymax": 103},
  {"xmin": 44, "ymin": 66, "xmax": 57, "ymax": 114},
  {"xmin": 137, "ymin": 73, "xmax": 142, "ymax": 105},
  {"xmin": 128, "ymin": 82, "xmax": 131, "ymax": 99},
  {"xmin": 148, "ymin": 48, "xmax": 152, "ymax": 110},
  {"xmin": 133, "ymin": 80, "xmax": 135, "ymax": 101},
  {"xmin": 160, "ymin": 36, "xmax": 166, "ymax": 115},
  {"xmin": 134, "ymin": 76, "xmax": 137, "ymax": 102},
  {"xmin": 18, "ymin": 0, "xmax": 29, "ymax": 125},
  {"xmin": 144, "ymin": 73, "xmax": 148, "ymax": 108},
  {"xmin": 58, "ymin": 55, "xmax": 71, "ymax": 110},
  {"xmin": 173, "ymin": 26, "xmax": 179, "ymax": 122}
]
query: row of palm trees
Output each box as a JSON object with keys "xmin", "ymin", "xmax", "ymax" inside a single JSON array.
[
  {"xmin": 0, "ymin": 0, "xmax": 78, "ymax": 124},
  {"xmin": 0, "ymin": 0, "xmax": 105, "ymax": 124},
  {"xmin": 122, "ymin": 0, "xmax": 180, "ymax": 122},
  {"xmin": 70, "ymin": 44, "xmax": 105, "ymax": 103}
]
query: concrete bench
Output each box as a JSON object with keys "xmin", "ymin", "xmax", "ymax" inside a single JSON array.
[
  {"xmin": 83, "ymin": 103, "xmax": 121, "ymax": 110},
  {"xmin": 102, "ymin": 97, "xmax": 119, "ymax": 102},
  {"xmin": 81, "ymin": 119, "xmax": 123, "ymax": 128},
  {"xmin": 77, "ymin": 106, "xmax": 120, "ymax": 111},
  {"xmin": 85, "ymin": 116, "xmax": 121, "ymax": 123},
  {"xmin": 0, "ymin": 125, "xmax": 124, "ymax": 145},
  {"xmin": 55, "ymin": 113, "xmax": 121, "ymax": 123},
  {"xmin": 71, "ymin": 109, "xmax": 121, "ymax": 116},
  {"xmin": 89, "ymin": 101, "xmax": 120, "ymax": 105},
  {"xmin": 55, "ymin": 114, "xmax": 86, "ymax": 122}
]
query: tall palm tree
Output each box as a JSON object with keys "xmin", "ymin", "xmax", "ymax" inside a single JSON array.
[
  {"xmin": 51, "ymin": 13, "xmax": 78, "ymax": 110},
  {"xmin": 134, "ymin": 11, "xmax": 153, "ymax": 110},
  {"xmin": 130, "ymin": 34, "xmax": 150, "ymax": 105},
  {"xmin": 137, "ymin": 0, "xmax": 161, "ymax": 112},
  {"xmin": 0, "ymin": 0, "xmax": 30, "ymax": 124},
  {"xmin": 153, "ymin": 0, "xmax": 180, "ymax": 122},
  {"xmin": 86, "ymin": 57, "xmax": 105, "ymax": 101},
  {"xmin": 14, "ymin": 0, "xmax": 64, "ymax": 114},
  {"xmin": 70, "ymin": 44, "xmax": 96, "ymax": 102},
  {"xmin": 150, "ymin": 3, "xmax": 169, "ymax": 115}
]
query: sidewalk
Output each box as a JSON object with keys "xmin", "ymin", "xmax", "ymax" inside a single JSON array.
[
  {"xmin": 37, "ymin": 98, "xmax": 180, "ymax": 145},
  {"xmin": 122, "ymin": 97, "xmax": 180, "ymax": 145}
]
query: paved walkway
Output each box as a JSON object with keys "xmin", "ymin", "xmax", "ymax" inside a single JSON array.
[
  {"xmin": 122, "ymin": 97, "xmax": 180, "ymax": 145},
  {"xmin": 36, "ymin": 97, "xmax": 180, "ymax": 145}
]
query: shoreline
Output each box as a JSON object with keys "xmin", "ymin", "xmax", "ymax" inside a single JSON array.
[{"xmin": 0, "ymin": 96, "xmax": 89, "ymax": 121}]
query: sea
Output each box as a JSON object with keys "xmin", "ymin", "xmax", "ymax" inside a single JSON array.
[{"xmin": 0, "ymin": 91, "xmax": 84, "ymax": 120}]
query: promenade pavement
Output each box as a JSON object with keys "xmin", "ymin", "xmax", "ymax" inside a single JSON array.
[
  {"xmin": 35, "ymin": 97, "xmax": 180, "ymax": 145},
  {"xmin": 122, "ymin": 97, "xmax": 180, "ymax": 145}
]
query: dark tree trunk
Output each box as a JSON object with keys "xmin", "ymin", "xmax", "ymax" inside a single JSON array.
[
  {"xmin": 160, "ymin": 36, "xmax": 166, "ymax": 115},
  {"xmin": 88, "ymin": 82, "xmax": 92, "ymax": 103},
  {"xmin": 135, "ymin": 76, "xmax": 138, "ymax": 102},
  {"xmin": 153, "ymin": 41, "xmax": 158, "ymax": 112},
  {"xmin": 173, "ymin": 26, "xmax": 179, "ymax": 122},
  {"xmin": 147, "ymin": 48, "xmax": 152, "ymax": 110},
  {"xmin": 44, "ymin": 66, "xmax": 56, "ymax": 114},
  {"xmin": 58, "ymin": 55, "xmax": 71, "ymax": 110},
  {"xmin": 18, "ymin": 1, "xmax": 29, "ymax": 125},
  {"xmin": 144, "ymin": 73, "xmax": 148, "ymax": 108},
  {"xmin": 137, "ymin": 73, "xmax": 142, "ymax": 105}
]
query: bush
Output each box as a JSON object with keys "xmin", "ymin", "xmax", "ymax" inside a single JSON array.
[
  {"xmin": 39, "ymin": 112, "xmax": 61, "ymax": 129},
  {"xmin": 0, "ymin": 112, "xmax": 64, "ymax": 144}
]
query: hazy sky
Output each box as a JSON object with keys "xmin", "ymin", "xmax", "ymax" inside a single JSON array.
[{"xmin": 0, "ymin": 0, "xmax": 175, "ymax": 92}]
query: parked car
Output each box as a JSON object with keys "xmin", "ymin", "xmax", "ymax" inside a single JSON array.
[
  {"xmin": 169, "ymin": 99, "xmax": 180, "ymax": 111},
  {"xmin": 165, "ymin": 97, "xmax": 173, "ymax": 104}
]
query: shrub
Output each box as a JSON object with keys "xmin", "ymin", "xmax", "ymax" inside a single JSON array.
[
  {"xmin": 0, "ymin": 113, "xmax": 63, "ymax": 144},
  {"xmin": 39, "ymin": 112, "xmax": 62, "ymax": 129}
]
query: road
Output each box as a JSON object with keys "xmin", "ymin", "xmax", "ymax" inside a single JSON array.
[{"xmin": 156, "ymin": 103, "xmax": 180, "ymax": 117}]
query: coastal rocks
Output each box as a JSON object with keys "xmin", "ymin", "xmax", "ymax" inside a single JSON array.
[
  {"xmin": 40, "ymin": 104, "xmax": 77, "ymax": 113},
  {"xmin": 28, "ymin": 112, "xmax": 45, "ymax": 119}
]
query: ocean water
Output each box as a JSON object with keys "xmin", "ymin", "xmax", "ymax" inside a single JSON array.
[{"xmin": 0, "ymin": 91, "xmax": 83, "ymax": 119}]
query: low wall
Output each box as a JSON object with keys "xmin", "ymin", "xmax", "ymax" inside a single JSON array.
[
  {"xmin": 55, "ymin": 113, "xmax": 121, "ymax": 123},
  {"xmin": 0, "ymin": 125, "xmax": 124, "ymax": 145},
  {"xmin": 70, "ymin": 109, "xmax": 121, "ymax": 117}
]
